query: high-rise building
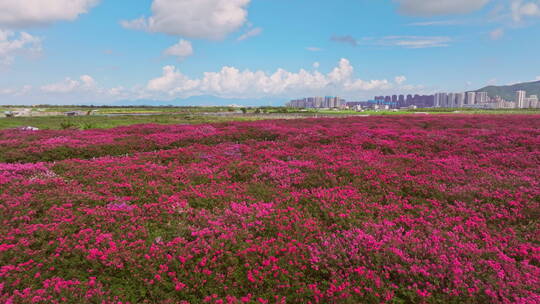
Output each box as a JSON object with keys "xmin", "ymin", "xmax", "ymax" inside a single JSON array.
[
  {"xmin": 447, "ymin": 93, "xmax": 456, "ymax": 107},
  {"xmin": 434, "ymin": 93, "xmax": 448, "ymax": 108},
  {"xmin": 529, "ymin": 95, "xmax": 539, "ymax": 109},
  {"xmin": 398, "ymin": 95, "xmax": 405, "ymax": 107},
  {"xmin": 336, "ymin": 97, "xmax": 341, "ymax": 108},
  {"xmin": 516, "ymin": 90, "xmax": 526, "ymax": 108},
  {"xmin": 466, "ymin": 92, "xmax": 476, "ymax": 105},
  {"xmin": 324, "ymin": 96, "xmax": 331, "ymax": 108},
  {"xmin": 289, "ymin": 96, "xmax": 343, "ymax": 109},
  {"xmin": 476, "ymin": 92, "xmax": 488, "ymax": 104},
  {"xmin": 406, "ymin": 95, "xmax": 413, "ymax": 105},
  {"xmin": 456, "ymin": 92, "xmax": 465, "ymax": 108},
  {"xmin": 314, "ymin": 96, "xmax": 323, "ymax": 108}
]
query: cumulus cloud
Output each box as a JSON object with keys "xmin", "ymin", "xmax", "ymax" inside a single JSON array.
[
  {"xmin": 164, "ymin": 39, "xmax": 194, "ymax": 59},
  {"xmin": 2, "ymin": 78, "xmax": 135, "ymax": 104},
  {"xmin": 122, "ymin": 0, "xmax": 251, "ymax": 40},
  {"xmin": 394, "ymin": 0, "xmax": 490, "ymax": 16},
  {"xmin": 0, "ymin": 85, "xmax": 32, "ymax": 96},
  {"xmin": 237, "ymin": 27, "xmax": 262, "ymax": 41},
  {"xmin": 41, "ymin": 75, "xmax": 96, "ymax": 93},
  {"xmin": 306, "ymin": 47, "xmax": 322, "ymax": 52},
  {"xmin": 395, "ymin": 76, "xmax": 407, "ymax": 85},
  {"xmin": 120, "ymin": 17, "xmax": 147, "ymax": 31},
  {"xmin": 146, "ymin": 58, "xmax": 409, "ymax": 99},
  {"xmin": 0, "ymin": 0, "xmax": 99, "ymax": 28},
  {"xmin": 0, "ymin": 30, "xmax": 42, "ymax": 65},
  {"xmin": 511, "ymin": 0, "xmax": 540, "ymax": 22},
  {"xmin": 3, "ymin": 60, "xmax": 421, "ymax": 104},
  {"xmin": 312, "ymin": 62, "xmax": 320, "ymax": 69}
]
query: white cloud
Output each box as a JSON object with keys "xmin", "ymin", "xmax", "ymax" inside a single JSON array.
[
  {"xmin": 487, "ymin": 78, "xmax": 498, "ymax": 85},
  {"xmin": 394, "ymin": 0, "xmax": 490, "ymax": 16},
  {"xmin": 2, "ymin": 60, "xmax": 424, "ymax": 104},
  {"xmin": 0, "ymin": 85, "xmax": 32, "ymax": 96},
  {"xmin": 511, "ymin": 0, "xmax": 540, "ymax": 22},
  {"xmin": 395, "ymin": 76, "xmax": 407, "ymax": 85},
  {"xmin": 312, "ymin": 62, "xmax": 320, "ymax": 69},
  {"xmin": 237, "ymin": 27, "xmax": 262, "ymax": 41},
  {"xmin": 41, "ymin": 75, "xmax": 96, "ymax": 93},
  {"xmin": 120, "ymin": 17, "xmax": 147, "ymax": 31},
  {"xmin": 306, "ymin": 47, "xmax": 322, "ymax": 52},
  {"xmin": 332, "ymin": 35, "xmax": 451, "ymax": 48},
  {"xmin": 379, "ymin": 36, "xmax": 452, "ymax": 48},
  {"xmin": 41, "ymin": 78, "xmax": 80, "ymax": 93},
  {"xmin": 80, "ymin": 75, "xmax": 96, "ymax": 87},
  {"xmin": 0, "ymin": 88, "xmax": 12, "ymax": 95},
  {"xmin": 122, "ymin": 0, "xmax": 251, "ymax": 40},
  {"xmin": 0, "ymin": 30, "xmax": 42, "ymax": 65},
  {"xmin": 164, "ymin": 39, "xmax": 194, "ymax": 59},
  {"xmin": 0, "ymin": 0, "xmax": 100, "ymax": 28},
  {"xmin": 489, "ymin": 28, "xmax": 504, "ymax": 40},
  {"xmin": 536, "ymin": 76, "xmax": 540, "ymax": 81},
  {"xmin": 147, "ymin": 66, "xmax": 200, "ymax": 92},
  {"xmin": 146, "ymin": 58, "xmax": 410, "ymax": 99},
  {"xmin": 408, "ymin": 20, "xmax": 463, "ymax": 26}
]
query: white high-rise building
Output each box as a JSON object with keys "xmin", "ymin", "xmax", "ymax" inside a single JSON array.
[
  {"xmin": 529, "ymin": 95, "xmax": 539, "ymax": 108},
  {"xmin": 516, "ymin": 91, "xmax": 526, "ymax": 109},
  {"xmin": 434, "ymin": 93, "xmax": 447, "ymax": 108},
  {"xmin": 456, "ymin": 93, "xmax": 465, "ymax": 108},
  {"xmin": 466, "ymin": 92, "xmax": 476, "ymax": 105},
  {"xmin": 447, "ymin": 93, "xmax": 456, "ymax": 107},
  {"xmin": 314, "ymin": 97, "xmax": 323, "ymax": 108},
  {"xmin": 476, "ymin": 92, "xmax": 489, "ymax": 104}
]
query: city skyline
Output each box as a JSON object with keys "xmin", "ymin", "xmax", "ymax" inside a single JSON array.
[
  {"xmin": 288, "ymin": 88, "xmax": 540, "ymax": 110},
  {"xmin": 1, "ymin": 0, "xmax": 540, "ymax": 105}
]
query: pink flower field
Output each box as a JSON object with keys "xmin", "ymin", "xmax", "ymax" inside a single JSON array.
[{"xmin": 1, "ymin": 115, "xmax": 539, "ymax": 303}]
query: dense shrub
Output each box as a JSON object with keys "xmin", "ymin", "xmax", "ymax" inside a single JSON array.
[{"xmin": 1, "ymin": 115, "xmax": 539, "ymax": 303}]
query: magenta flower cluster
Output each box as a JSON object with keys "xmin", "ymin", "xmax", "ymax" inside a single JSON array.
[{"xmin": 1, "ymin": 115, "xmax": 539, "ymax": 303}]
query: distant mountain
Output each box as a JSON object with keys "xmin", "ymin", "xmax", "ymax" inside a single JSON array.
[
  {"xmin": 111, "ymin": 95, "xmax": 285, "ymax": 107},
  {"xmin": 476, "ymin": 80, "xmax": 540, "ymax": 101}
]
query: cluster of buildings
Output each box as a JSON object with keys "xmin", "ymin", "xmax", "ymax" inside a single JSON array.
[
  {"xmin": 433, "ymin": 91, "xmax": 539, "ymax": 109},
  {"xmin": 434, "ymin": 92, "xmax": 487, "ymax": 108},
  {"xmin": 365, "ymin": 95, "xmax": 434, "ymax": 108},
  {"xmin": 515, "ymin": 91, "xmax": 539, "ymax": 109},
  {"xmin": 287, "ymin": 96, "xmax": 345, "ymax": 109},
  {"xmin": 287, "ymin": 90, "xmax": 540, "ymax": 110},
  {"xmin": 287, "ymin": 95, "xmax": 432, "ymax": 110}
]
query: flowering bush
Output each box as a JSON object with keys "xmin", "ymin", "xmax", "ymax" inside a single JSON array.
[{"xmin": 1, "ymin": 115, "xmax": 539, "ymax": 303}]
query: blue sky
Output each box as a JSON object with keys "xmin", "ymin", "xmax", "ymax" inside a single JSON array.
[{"xmin": 0, "ymin": 0, "xmax": 539, "ymax": 105}]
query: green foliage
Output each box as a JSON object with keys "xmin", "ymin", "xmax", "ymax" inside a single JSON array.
[{"xmin": 60, "ymin": 120, "xmax": 78, "ymax": 130}]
